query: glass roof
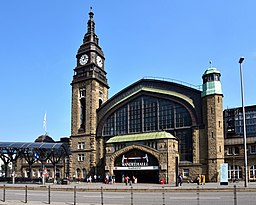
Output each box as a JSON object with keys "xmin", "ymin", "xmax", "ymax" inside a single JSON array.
[{"xmin": 0, "ymin": 142, "xmax": 64, "ymax": 149}]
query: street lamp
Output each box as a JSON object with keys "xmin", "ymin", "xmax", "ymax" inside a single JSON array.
[{"xmin": 239, "ymin": 57, "xmax": 248, "ymax": 187}]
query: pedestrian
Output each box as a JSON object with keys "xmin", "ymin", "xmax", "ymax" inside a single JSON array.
[
  {"xmin": 109, "ymin": 175, "xmax": 112, "ymax": 184},
  {"xmin": 125, "ymin": 176, "xmax": 129, "ymax": 186},
  {"xmin": 196, "ymin": 174, "xmax": 201, "ymax": 185},
  {"xmin": 178, "ymin": 174, "xmax": 183, "ymax": 186}
]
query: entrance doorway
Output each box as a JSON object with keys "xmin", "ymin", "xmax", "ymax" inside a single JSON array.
[
  {"xmin": 114, "ymin": 169, "xmax": 159, "ymax": 183},
  {"xmin": 113, "ymin": 149, "xmax": 159, "ymax": 183}
]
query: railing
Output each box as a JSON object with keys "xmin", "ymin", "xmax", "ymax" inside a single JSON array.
[
  {"xmin": 1, "ymin": 184, "xmax": 252, "ymax": 205},
  {"xmin": 143, "ymin": 76, "xmax": 202, "ymax": 91}
]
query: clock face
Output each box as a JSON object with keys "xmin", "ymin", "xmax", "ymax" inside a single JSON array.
[
  {"xmin": 79, "ymin": 54, "xmax": 88, "ymax": 65},
  {"xmin": 96, "ymin": 56, "xmax": 103, "ymax": 68}
]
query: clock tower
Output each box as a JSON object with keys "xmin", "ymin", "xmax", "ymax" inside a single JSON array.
[{"xmin": 70, "ymin": 8, "xmax": 109, "ymax": 178}]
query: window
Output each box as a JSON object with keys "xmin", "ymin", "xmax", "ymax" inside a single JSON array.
[
  {"xmin": 99, "ymin": 91, "xmax": 103, "ymax": 107},
  {"xmin": 228, "ymin": 165, "xmax": 242, "ymax": 180},
  {"xmin": 80, "ymin": 89, "xmax": 86, "ymax": 98},
  {"xmin": 78, "ymin": 142, "xmax": 85, "ymax": 150},
  {"xmin": 234, "ymin": 147, "xmax": 239, "ymax": 155},
  {"xmin": 76, "ymin": 168, "xmax": 81, "ymax": 178},
  {"xmin": 78, "ymin": 154, "xmax": 85, "ymax": 162},
  {"xmin": 102, "ymin": 96, "xmax": 193, "ymax": 162},
  {"xmin": 129, "ymin": 99, "xmax": 142, "ymax": 133},
  {"xmin": 250, "ymin": 145, "xmax": 256, "ymax": 154},
  {"xmin": 227, "ymin": 147, "xmax": 239, "ymax": 155},
  {"xmin": 145, "ymin": 141, "xmax": 157, "ymax": 149},
  {"xmin": 250, "ymin": 165, "xmax": 256, "ymax": 179},
  {"xmin": 183, "ymin": 169, "xmax": 189, "ymax": 177}
]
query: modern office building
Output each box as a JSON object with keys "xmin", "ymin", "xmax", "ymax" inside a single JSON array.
[
  {"xmin": 224, "ymin": 105, "xmax": 256, "ymax": 181},
  {"xmin": 69, "ymin": 10, "xmax": 225, "ymax": 183}
]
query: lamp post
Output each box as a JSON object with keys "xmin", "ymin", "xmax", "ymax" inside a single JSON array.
[{"xmin": 239, "ymin": 57, "xmax": 248, "ymax": 187}]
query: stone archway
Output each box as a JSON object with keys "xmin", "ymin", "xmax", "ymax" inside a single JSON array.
[{"xmin": 106, "ymin": 145, "xmax": 161, "ymax": 183}]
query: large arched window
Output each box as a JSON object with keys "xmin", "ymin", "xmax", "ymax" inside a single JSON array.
[
  {"xmin": 102, "ymin": 96, "xmax": 193, "ymax": 161},
  {"xmin": 103, "ymin": 96, "xmax": 192, "ymax": 136}
]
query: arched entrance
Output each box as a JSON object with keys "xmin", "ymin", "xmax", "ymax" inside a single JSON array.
[{"xmin": 113, "ymin": 149, "xmax": 159, "ymax": 183}]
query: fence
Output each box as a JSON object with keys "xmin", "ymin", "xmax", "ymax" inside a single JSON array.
[{"xmin": 1, "ymin": 184, "xmax": 253, "ymax": 205}]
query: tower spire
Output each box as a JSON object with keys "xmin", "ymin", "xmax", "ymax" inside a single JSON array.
[{"xmin": 87, "ymin": 7, "xmax": 95, "ymax": 34}]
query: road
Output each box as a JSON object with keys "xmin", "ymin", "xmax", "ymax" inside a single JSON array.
[{"xmin": 1, "ymin": 189, "xmax": 256, "ymax": 205}]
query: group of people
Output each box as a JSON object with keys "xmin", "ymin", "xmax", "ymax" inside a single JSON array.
[
  {"xmin": 123, "ymin": 175, "xmax": 137, "ymax": 186},
  {"xmin": 104, "ymin": 174, "xmax": 115, "ymax": 184},
  {"xmin": 73, "ymin": 174, "xmax": 102, "ymax": 183}
]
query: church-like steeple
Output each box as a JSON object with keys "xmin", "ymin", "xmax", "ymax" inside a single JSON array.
[
  {"xmin": 84, "ymin": 7, "xmax": 98, "ymax": 45},
  {"xmin": 87, "ymin": 8, "xmax": 95, "ymax": 33},
  {"xmin": 72, "ymin": 8, "xmax": 108, "ymax": 87}
]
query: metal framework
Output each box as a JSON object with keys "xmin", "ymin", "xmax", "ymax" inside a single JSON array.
[{"xmin": 0, "ymin": 142, "xmax": 69, "ymax": 181}]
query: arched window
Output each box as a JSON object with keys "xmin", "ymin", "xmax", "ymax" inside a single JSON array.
[
  {"xmin": 103, "ymin": 96, "xmax": 192, "ymax": 136},
  {"xmin": 102, "ymin": 95, "xmax": 193, "ymax": 161},
  {"xmin": 82, "ymin": 168, "xmax": 87, "ymax": 179},
  {"xmin": 76, "ymin": 168, "xmax": 81, "ymax": 179},
  {"xmin": 56, "ymin": 169, "xmax": 60, "ymax": 178}
]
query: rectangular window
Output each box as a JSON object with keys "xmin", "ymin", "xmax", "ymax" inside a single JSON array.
[
  {"xmin": 78, "ymin": 142, "xmax": 85, "ymax": 150},
  {"xmin": 250, "ymin": 145, "xmax": 256, "ymax": 154},
  {"xmin": 116, "ymin": 107, "xmax": 127, "ymax": 135},
  {"xmin": 227, "ymin": 147, "xmax": 233, "ymax": 155},
  {"xmin": 144, "ymin": 99, "xmax": 157, "ymax": 132},
  {"xmin": 129, "ymin": 100, "xmax": 142, "ymax": 133},
  {"xmin": 183, "ymin": 169, "xmax": 189, "ymax": 177},
  {"xmin": 78, "ymin": 154, "xmax": 85, "ymax": 162},
  {"xmin": 79, "ymin": 88, "xmax": 86, "ymax": 98},
  {"xmin": 227, "ymin": 147, "xmax": 239, "ymax": 155}
]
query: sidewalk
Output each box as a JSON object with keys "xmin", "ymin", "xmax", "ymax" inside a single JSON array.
[{"xmin": 1, "ymin": 180, "xmax": 256, "ymax": 192}]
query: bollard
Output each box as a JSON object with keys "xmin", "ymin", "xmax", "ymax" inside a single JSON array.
[
  {"xmin": 162, "ymin": 186, "xmax": 165, "ymax": 205},
  {"xmin": 25, "ymin": 185, "xmax": 27, "ymax": 203},
  {"xmin": 48, "ymin": 185, "xmax": 51, "ymax": 204},
  {"xmin": 131, "ymin": 186, "xmax": 133, "ymax": 205},
  {"xmin": 74, "ymin": 186, "xmax": 76, "ymax": 205},
  {"xmin": 197, "ymin": 185, "xmax": 199, "ymax": 205},
  {"xmin": 233, "ymin": 185, "xmax": 237, "ymax": 205},
  {"xmin": 2, "ymin": 184, "xmax": 5, "ymax": 202},
  {"xmin": 101, "ymin": 186, "xmax": 103, "ymax": 205}
]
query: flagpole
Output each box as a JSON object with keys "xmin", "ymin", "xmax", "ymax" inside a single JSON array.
[{"xmin": 43, "ymin": 113, "xmax": 47, "ymax": 135}]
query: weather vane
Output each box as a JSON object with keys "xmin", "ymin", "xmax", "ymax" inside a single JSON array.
[{"xmin": 209, "ymin": 60, "xmax": 212, "ymax": 68}]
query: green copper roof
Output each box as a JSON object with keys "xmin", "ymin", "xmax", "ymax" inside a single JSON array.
[
  {"xmin": 201, "ymin": 81, "xmax": 222, "ymax": 97},
  {"xmin": 203, "ymin": 67, "xmax": 221, "ymax": 76},
  {"xmin": 106, "ymin": 131, "xmax": 176, "ymax": 143}
]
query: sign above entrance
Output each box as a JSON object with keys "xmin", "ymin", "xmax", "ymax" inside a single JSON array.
[
  {"xmin": 122, "ymin": 154, "xmax": 148, "ymax": 167},
  {"xmin": 114, "ymin": 149, "xmax": 159, "ymax": 171},
  {"xmin": 114, "ymin": 166, "xmax": 159, "ymax": 170}
]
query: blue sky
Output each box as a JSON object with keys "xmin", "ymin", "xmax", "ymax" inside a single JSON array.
[{"xmin": 0, "ymin": 0, "xmax": 255, "ymax": 142}]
